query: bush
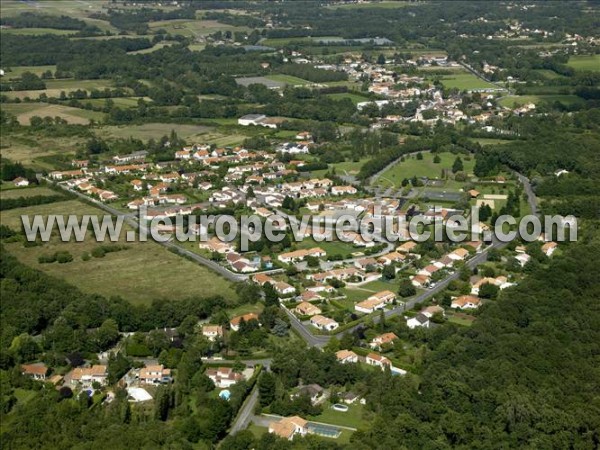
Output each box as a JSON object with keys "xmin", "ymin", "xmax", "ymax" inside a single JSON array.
[{"xmin": 56, "ymin": 251, "xmax": 73, "ymax": 264}]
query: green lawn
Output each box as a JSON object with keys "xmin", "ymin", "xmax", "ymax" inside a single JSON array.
[
  {"xmin": 438, "ymin": 72, "xmax": 498, "ymax": 91},
  {"xmin": 567, "ymin": 54, "xmax": 600, "ymax": 72},
  {"xmin": 1, "ymin": 200, "xmax": 238, "ymax": 306},
  {"xmin": 376, "ymin": 152, "xmax": 475, "ymax": 189},
  {"xmin": 266, "ymin": 74, "xmax": 310, "ymax": 86},
  {"xmin": 498, "ymin": 95, "xmax": 585, "ymax": 108},
  {"xmin": 296, "ymin": 238, "xmax": 356, "ymax": 259},
  {"xmin": 308, "ymin": 402, "xmax": 370, "ymax": 430}
]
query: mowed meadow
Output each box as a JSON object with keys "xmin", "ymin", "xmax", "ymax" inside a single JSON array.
[{"xmin": 0, "ymin": 196, "xmax": 237, "ymax": 305}]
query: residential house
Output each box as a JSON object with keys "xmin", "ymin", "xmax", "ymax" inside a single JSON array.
[
  {"xmin": 406, "ymin": 313, "xmax": 430, "ymax": 329},
  {"xmin": 451, "ymin": 295, "xmax": 481, "ymax": 310},
  {"xmin": 295, "ymin": 301, "xmax": 322, "ymax": 317},
  {"xmin": 21, "ymin": 363, "xmax": 48, "ymax": 380},
  {"xmin": 294, "ymin": 384, "xmax": 325, "ymax": 405},
  {"xmin": 369, "ymin": 332, "xmax": 398, "ymax": 350},
  {"xmin": 331, "ymin": 185, "xmax": 358, "ymax": 196},
  {"xmin": 309, "ymin": 315, "xmax": 339, "ymax": 331},
  {"xmin": 355, "ymin": 297, "xmax": 386, "ymax": 314},
  {"xmin": 278, "ymin": 247, "xmax": 326, "ymax": 264},
  {"xmin": 448, "ymin": 248, "xmax": 469, "ymax": 261},
  {"xmin": 13, "ymin": 177, "xmax": 29, "ymax": 187},
  {"xmin": 378, "ymin": 251, "xmax": 406, "ymax": 265},
  {"xmin": 202, "ymin": 325, "xmax": 224, "ymax": 342},
  {"xmin": 354, "ymin": 257, "xmax": 379, "ymax": 271},
  {"xmin": 410, "ymin": 274, "xmax": 430, "ymax": 288},
  {"xmin": 542, "ymin": 242, "xmax": 558, "ymax": 256},
  {"xmin": 268, "ymin": 416, "xmax": 308, "ymax": 440},
  {"xmin": 139, "ymin": 365, "xmax": 172, "ymax": 384},
  {"xmin": 335, "ymin": 350, "xmax": 359, "ymax": 364},
  {"xmin": 397, "ymin": 241, "xmax": 418, "ymax": 253},
  {"xmin": 274, "ymin": 282, "xmax": 296, "ymax": 297},
  {"xmin": 68, "ymin": 365, "xmax": 108, "ymax": 387},
  {"xmin": 421, "ymin": 305, "xmax": 445, "ymax": 318},
  {"xmin": 230, "ymin": 313, "xmax": 260, "ymax": 331},
  {"xmin": 366, "ymin": 352, "xmax": 391, "ymax": 370},
  {"xmin": 205, "ymin": 367, "xmax": 243, "ymax": 388}
]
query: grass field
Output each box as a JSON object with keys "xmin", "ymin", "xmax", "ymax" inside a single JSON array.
[
  {"xmin": 0, "ymin": 186, "xmax": 59, "ymax": 199},
  {"xmin": 328, "ymin": 1, "xmax": 411, "ymax": 8},
  {"xmin": 2, "ymin": 65, "xmax": 57, "ymax": 79},
  {"xmin": 0, "ymin": 27, "xmax": 77, "ymax": 35},
  {"xmin": 1, "ymin": 200, "xmax": 237, "ymax": 305},
  {"xmin": 266, "ymin": 74, "xmax": 310, "ymax": 86},
  {"xmin": 147, "ymin": 19, "xmax": 248, "ymax": 38},
  {"xmin": 567, "ymin": 54, "xmax": 600, "ymax": 71},
  {"xmin": 498, "ymin": 94, "xmax": 585, "ymax": 108},
  {"xmin": 311, "ymin": 157, "xmax": 370, "ymax": 177},
  {"xmin": 97, "ymin": 123, "xmax": 214, "ymax": 140},
  {"xmin": 5, "ymin": 79, "xmax": 114, "ymax": 100},
  {"xmin": 1, "ymin": 103, "xmax": 104, "ymax": 125},
  {"xmin": 0, "ymin": 130, "xmax": 86, "ymax": 169},
  {"xmin": 376, "ymin": 152, "xmax": 475, "ymax": 189},
  {"xmin": 326, "ymin": 92, "xmax": 370, "ymax": 104},
  {"xmin": 0, "ymin": 0, "xmax": 108, "ymax": 18},
  {"xmin": 128, "ymin": 42, "xmax": 175, "ymax": 54},
  {"xmin": 85, "ymin": 97, "xmax": 148, "ymax": 108},
  {"xmin": 438, "ymin": 72, "xmax": 498, "ymax": 91}
]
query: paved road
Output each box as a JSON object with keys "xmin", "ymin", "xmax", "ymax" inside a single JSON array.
[
  {"xmin": 229, "ymin": 386, "xmax": 259, "ymax": 435},
  {"xmin": 515, "ymin": 172, "xmax": 539, "ymax": 217},
  {"xmin": 281, "ymin": 304, "xmax": 330, "ymax": 348}
]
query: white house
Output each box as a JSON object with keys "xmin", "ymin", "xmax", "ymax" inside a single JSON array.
[
  {"xmin": 13, "ymin": 177, "xmax": 29, "ymax": 187},
  {"xmin": 406, "ymin": 313, "xmax": 430, "ymax": 329},
  {"xmin": 309, "ymin": 315, "xmax": 339, "ymax": 331}
]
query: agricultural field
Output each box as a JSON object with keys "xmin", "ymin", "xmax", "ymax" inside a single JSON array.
[
  {"xmin": 0, "ymin": 103, "xmax": 105, "ymax": 125},
  {"xmin": 567, "ymin": 54, "xmax": 600, "ymax": 71},
  {"xmin": 0, "ymin": 199, "xmax": 238, "ymax": 305}
]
